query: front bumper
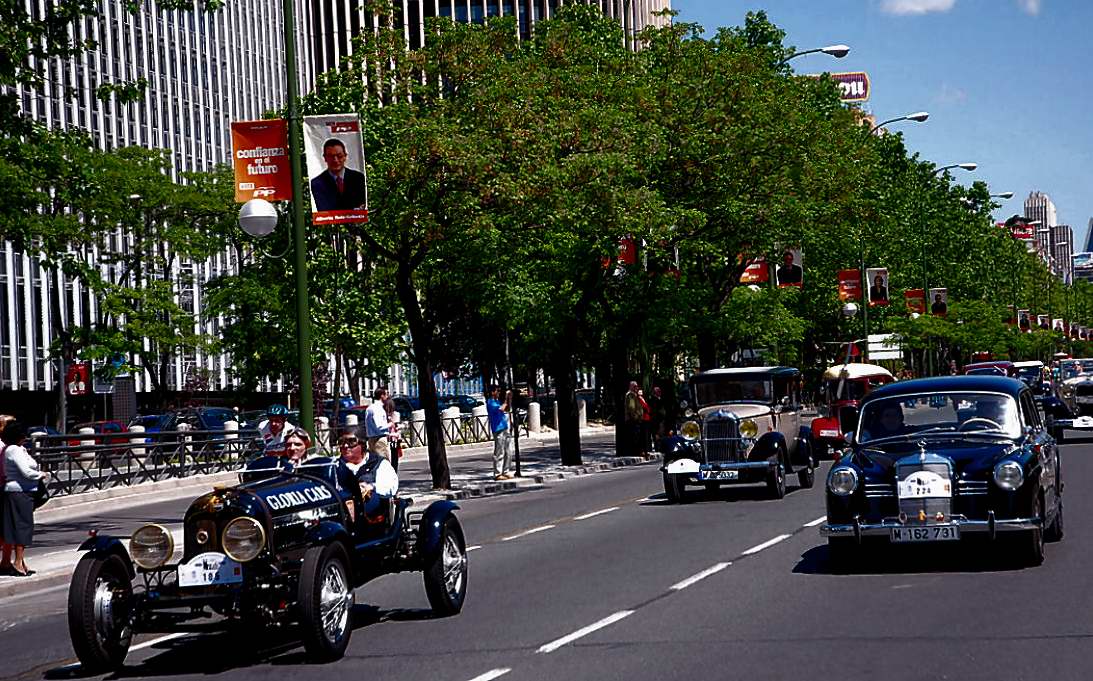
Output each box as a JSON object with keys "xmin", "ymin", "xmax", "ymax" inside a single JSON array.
[
  {"xmin": 1055, "ymin": 415, "xmax": 1093, "ymax": 430},
  {"xmin": 821, "ymin": 512, "xmax": 1041, "ymax": 541}
]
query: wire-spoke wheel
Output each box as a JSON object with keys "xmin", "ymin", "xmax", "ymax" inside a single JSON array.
[
  {"xmin": 298, "ymin": 543, "xmax": 354, "ymax": 661},
  {"xmin": 424, "ymin": 516, "xmax": 468, "ymax": 616},
  {"xmin": 68, "ymin": 553, "xmax": 133, "ymax": 673}
]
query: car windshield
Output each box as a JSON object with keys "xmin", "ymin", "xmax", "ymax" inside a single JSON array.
[
  {"xmin": 132, "ymin": 416, "xmax": 160, "ymax": 428},
  {"xmin": 1016, "ymin": 367, "xmax": 1040, "ymax": 381},
  {"xmin": 692, "ymin": 378, "xmax": 771, "ymax": 406},
  {"xmin": 858, "ymin": 392, "xmax": 1022, "ymax": 444},
  {"xmin": 823, "ymin": 377, "xmax": 884, "ymax": 402},
  {"xmin": 967, "ymin": 367, "xmax": 1005, "ymax": 376}
]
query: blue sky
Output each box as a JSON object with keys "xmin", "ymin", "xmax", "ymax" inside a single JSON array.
[{"xmin": 673, "ymin": 0, "xmax": 1093, "ymax": 250}]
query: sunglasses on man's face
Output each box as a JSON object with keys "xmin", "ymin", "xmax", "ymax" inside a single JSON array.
[{"xmin": 338, "ymin": 438, "xmax": 360, "ymax": 448}]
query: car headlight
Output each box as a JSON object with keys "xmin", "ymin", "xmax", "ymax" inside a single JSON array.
[
  {"xmin": 130, "ymin": 523, "xmax": 174, "ymax": 569},
  {"xmin": 683, "ymin": 408, "xmax": 695, "ymax": 418},
  {"xmin": 222, "ymin": 517, "xmax": 266, "ymax": 562},
  {"xmin": 827, "ymin": 467, "xmax": 859, "ymax": 496},
  {"xmin": 680, "ymin": 420, "xmax": 701, "ymax": 441},
  {"xmin": 739, "ymin": 419, "xmax": 759, "ymax": 439},
  {"xmin": 993, "ymin": 461, "xmax": 1024, "ymax": 491}
]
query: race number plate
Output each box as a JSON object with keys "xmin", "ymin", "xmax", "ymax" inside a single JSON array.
[
  {"xmin": 178, "ymin": 552, "xmax": 243, "ymax": 587},
  {"xmin": 700, "ymin": 469, "xmax": 739, "ymax": 481},
  {"xmin": 1074, "ymin": 416, "xmax": 1093, "ymax": 428},
  {"xmin": 897, "ymin": 471, "xmax": 951, "ymax": 499},
  {"xmin": 889, "ymin": 526, "xmax": 960, "ymax": 543}
]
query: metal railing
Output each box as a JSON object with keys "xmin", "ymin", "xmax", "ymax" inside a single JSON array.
[{"xmin": 400, "ymin": 412, "xmax": 528, "ymax": 448}]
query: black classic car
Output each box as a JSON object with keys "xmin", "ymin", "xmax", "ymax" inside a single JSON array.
[
  {"xmin": 820, "ymin": 376, "xmax": 1063, "ymax": 568},
  {"xmin": 660, "ymin": 367, "xmax": 816, "ymax": 502},
  {"xmin": 66, "ymin": 455, "xmax": 468, "ymax": 672}
]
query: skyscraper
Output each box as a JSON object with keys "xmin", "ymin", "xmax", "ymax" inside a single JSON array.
[
  {"xmin": 1024, "ymin": 191, "xmax": 1073, "ymax": 281},
  {"xmin": 1085, "ymin": 217, "xmax": 1093, "ymax": 253}
]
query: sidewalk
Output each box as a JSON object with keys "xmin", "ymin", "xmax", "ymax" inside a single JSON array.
[{"xmin": 0, "ymin": 424, "xmax": 660, "ymax": 599}]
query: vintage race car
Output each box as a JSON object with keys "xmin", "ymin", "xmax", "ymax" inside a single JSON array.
[
  {"xmin": 660, "ymin": 367, "xmax": 816, "ymax": 502},
  {"xmin": 66, "ymin": 455, "xmax": 468, "ymax": 672},
  {"xmin": 820, "ymin": 376, "xmax": 1062, "ymax": 569}
]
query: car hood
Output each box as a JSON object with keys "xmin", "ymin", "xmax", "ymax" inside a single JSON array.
[
  {"xmin": 697, "ymin": 403, "xmax": 770, "ymax": 420},
  {"xmin": 857, "ymin": 438, "xmax": 1016, "ymax": 478}
]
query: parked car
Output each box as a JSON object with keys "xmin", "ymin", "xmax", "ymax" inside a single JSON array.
[
  {"xmin": 67, "ymin": 420, "xmax": 129, "ymax": 446},
  {"xmin": 238, "ymin": 409, "xmax": 266, "ymax": 429},
  {"xmin": 660, "ymin": 366, "xmax": 816, "ymax": 502},
  {"xmin": 157, "ymin": 407, "xmax": 237, "ymax": 431},
  {"xmin": 390, "ymin": 395, "xmax": 419, "ymax": 421},
  {"xmin": 963, "ymin": 360, "xmax": 1017, "ymax": 377},
  {"xmin": 128, "ymin": 414, "xmax": 165, "ymax": 434},
  {"xmin": 27, "ymin": 425, "xmax": 60, "ymax": 438},
  {"xmin": 436, "ymin": 394, "xmax": 483, "ymax": 414},
  {"xmin": 321, "ymin": 395, "xmax": 357, "ymax": 412},
  {"xmin": 67, "ymin": 455, "xmax": 467, "ymax": 671},
  {"xmin": 810, "ymin": 362, "xmax": 895, "ymax": 458},
  {"xmin": 820, "ymin": 375, "xmax": 1062, "ymax": 569}
]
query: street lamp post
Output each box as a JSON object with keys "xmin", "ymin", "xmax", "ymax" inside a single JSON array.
[
  {"xmin": 922, "ymin": 163, "xmax": 977, "ymax": 376},
  {"xmin": 870, "ymin": 111, "xmax": 929, "ymax": 134},
  {"xmin": 782, "ymin": 44, "xmax": 851, "ymax": 63}
]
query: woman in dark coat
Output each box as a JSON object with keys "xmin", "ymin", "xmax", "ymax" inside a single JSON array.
[{"xmin": 1, "ymin": 420, "xmax": 47, "ymax": 576}]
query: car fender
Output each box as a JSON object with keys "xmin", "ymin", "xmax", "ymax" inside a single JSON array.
[
  {"xmin": 418, "ymin": 500, "xmax": 462, "ymax": 559},
  {"xmin": 77, "ymin": 535, "xmax": 135, "ymax": 579},
  {"xmin": 754, "ymin": 431, "xmax": 787, "ymax": 463},
  {"xmin": 659, "ymin": 434, "xmax": 698, "ymax": 463},
  {"xmin": 303, "ymin": 520, "xmax": 351, "ymax": 547},
  {"xmin": 792, "ymin": 427, "xmax": 815, "ymax": 470},
  {"xmin": 665, "ymin": 458, "xmax": 700, "ymax": 475}
]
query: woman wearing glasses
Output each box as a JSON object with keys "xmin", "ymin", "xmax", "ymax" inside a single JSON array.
[{"xmin": 336, "ymin": 427, "xmax": 398, "ymax": 522}]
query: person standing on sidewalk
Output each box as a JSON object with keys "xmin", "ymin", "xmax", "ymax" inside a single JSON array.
[
  {"xmin": 1, "ymin": 421, "xmax": 47, "ymax": 577},
  {"xmin": 487, "ymin": 384, "xmax": 514, "ymax": 480},
  {"xmin": 384, "ymin": 397, "xmax": 402, "ymax": 472},
  {"xmin": 624, "ymin": 381, "xmax": 643, "ymax": 456},
  {"xmin": 365, "ymin": 387, "xmax": 391, "ymax": 460}
]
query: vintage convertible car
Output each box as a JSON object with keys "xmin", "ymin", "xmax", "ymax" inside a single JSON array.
[
  {"xmin": 66, "ymin": 455, "xmax": 468, "ymax": 672},
  {"xmin": 820, "ymin": 376, "xmax": 1062, "ymax": 568},
  {"xmin": 810, "ymin": 362, "xmax": 894, "ymax": 458},
  {"xmin": 1042, "ymin": 363, "xmax": 1093, "ymax": 441},
  {"xmin": 660, "ymin": 367, "xmax": 816, "ymax": 502}
]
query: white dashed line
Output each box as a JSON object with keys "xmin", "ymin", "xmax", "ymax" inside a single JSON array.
[
  {"xmin": 741, "ymin": 534, "xmax": 791, "ymax": 556},
  {"xmin": 670, "ymin": 562, "xmax": 732, "ymax": 591},
  {"xmin": 465, "ymin": 668, "xmax": 512, "ymax": 681},
  {"xmin": 574, "ymin": 506, "xmax": 620, "ymax": 521},
  {"xmin": 803, "ymin": 515, "xmax": 827, "ymax": 528},
  {"xmin": 537, "ymin": 610, "xmax": 635, "ymax": 654},
  {"xmin": 467, "ymin": 545, "xmax": 482, "ymax": 552},
  {"xmin": 501, "ymin": 525, "xmax": 556, "ymax": 542},
  {"xmin": 130, "ymin": 632, "xmax": 189, "ymax": 652}
]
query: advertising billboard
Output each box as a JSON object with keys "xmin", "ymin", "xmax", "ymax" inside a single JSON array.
[
  {"xmin": 830, "ymin": 72, "xmax": 870, "ymax": 102},
  {"xmin": 928, "ymin": 288, "xmax": 948, "ymax": 316},
  {"xmin": 775, "ymin": 248, "xmax": 803, "ymax": 288},
  {"xmin": 739, "ymin": 258, "xmax": 769, "ymax": 285},
  {"xmin": 231, "ymin": 120, "xmax": 293, "ymax": 202}
]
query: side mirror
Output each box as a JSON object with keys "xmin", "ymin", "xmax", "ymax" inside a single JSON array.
[
  {"xmin": 781, "ymin": 396, "xmax": 791, "ymax": 406},
  {"xmin": 843, "ymin": 432, "xmax": 855, "ymax": 446}
]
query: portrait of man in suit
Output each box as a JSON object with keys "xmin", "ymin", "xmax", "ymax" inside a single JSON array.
[
  {"xmin": 776, "ymin": 249, "xmax": 803, "ymax": 287},
  {"xmin": 310, "ymin": 138, "xmax": 368, "ymax": 212}
]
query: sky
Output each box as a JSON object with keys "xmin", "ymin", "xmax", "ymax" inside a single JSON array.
[{"xmin": 673, "ymin": 0, "xmax": 1093, "ymax": 251}]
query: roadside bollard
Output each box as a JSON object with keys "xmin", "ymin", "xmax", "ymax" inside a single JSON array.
[
  {"xmin": 578, "ymin": 399, "xmax": 588, "ymax": 429},
  {"xmin": 472, "ymin": 404, "xmax": 489, "ymax": 441},
  {"xmin": 527, "ymin": 402, "xmax": 541, "ymax": 433},
  {"xmin": 177, "ymin": 422, "xmax": 193, "ymax": 464},
  {"xmin": 411, "ymin": 409, "xmax": 426, "ymax": 447},
  {"xmin": 345, "ymin": 413, "xmax": 359, "ymax": 427},
  {"xmin": 78, "ymin": 426, "xmax": 96, "ymax": 461},
  {"xmin": 317, "ymin": 416, "xmax": 330, "ymax": 450},
  {"xmin": 223, "ymin": 420, "xmax": 239, "ymax": 460},
  {"xmin": 553, "ymin": 402, "xmax": 560, "ymax": 431},
  {"xmin": 442, "ymin": 406, "xmax": 461, "ymax": 445},
  {"xmin": 129, "ymin": 424, "xmax": 146, "ymax": 461}
]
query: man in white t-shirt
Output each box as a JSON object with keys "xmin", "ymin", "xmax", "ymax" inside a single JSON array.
[{"xmin": 364, "ymin": 387, "xmax": 390, "ymax": 459}]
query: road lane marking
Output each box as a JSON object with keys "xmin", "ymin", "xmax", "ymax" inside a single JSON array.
[
  {"xmin": 670, "ymin": 562, "xmax": 732, "ymax": 591},
  {"xmin": 501, "ymin": 525, "xmax": 556, "ymax": 542},
  {"xmin": 536, "ymin": 610, "xmax": 635, "ymax": 654},
  {"xmin": 741, "ymin": 534, "xmax": 791, "ymax": 556},
  {"xmin": 130, "ymin": 632, "xmax": 189, "ymax": 652},
  {"xmin": 467, "ymin": 545, "xmax": 482, "ymax": 552},
  {"xmin": 803, "ymin": 515, "xmax": 827, "ymax": 528},
  {"xmin": 466, "ymin": 668, "xmax": 511, "ymax": 681},
  {"xmin": 574, "ymin": 506, "xmax": 620, "ymax": 521}
]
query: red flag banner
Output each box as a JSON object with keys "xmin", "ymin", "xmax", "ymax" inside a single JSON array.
[
  {"xmin": 739, "ymin": 259, "xmax": 769, "ymax": 285},
  {"xmin": 905, "ymin": 289, "xmax": 925, "ymax": 314},
  {"xmin": 231, "ymin": 119, "xmax": 293, "ymax": 203},
  {"xmin": 838, "ymin": 269, "xmax": 861, "ymax": 301}
]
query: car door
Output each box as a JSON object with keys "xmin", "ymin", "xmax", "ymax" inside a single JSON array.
[
  {"xmin": 772, "ymin": 374, "xmax": 800, "ymax": 457},
  {"xmin": 1021, "ymin": 389, "xmax": 1058, "ymax": 511}
]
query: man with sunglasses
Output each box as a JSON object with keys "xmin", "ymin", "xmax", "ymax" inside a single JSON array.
[{"xmin": 336, "ymin": 427, "xmax": 398, "ymax": 522}]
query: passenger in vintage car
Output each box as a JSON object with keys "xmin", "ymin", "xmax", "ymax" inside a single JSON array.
[{"xmin": 337, "ymin": 427, "xmax": 398, "ymax": 519}]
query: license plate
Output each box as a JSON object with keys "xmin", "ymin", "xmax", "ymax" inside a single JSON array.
[
  {"xmin": 889, "ymin": 525, "xmax": 961, "ymax": 543},
  {"xmin": 819, "ymin": 429, "xmax": 840, "ymax": 438},
  {"xmin": 700, "ymin": 469, "xmax": 739, "ymax": 481},
  {"xmin": 177, "ymin": 552, "xmax": 243, "ymax": 587},
  {"xmin": 1074, "ymin": 416, "xmax": 1093, "ymax": 428},
  {"xmin": 1077, "ymin": 397, "xmax": 1093, "ymax": 404}
]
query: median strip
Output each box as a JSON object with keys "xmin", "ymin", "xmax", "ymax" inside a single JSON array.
[
  {"xmin": 536, "ymin": 610, "xmax": 635, "ymax": 654},
  {"xmin": 741, "ymin": 534, "xmax": 791, "ymax": 556},
  {"xmin": 573, "ymin": 506, "xmax": 620, "ymax": 521},
  {"xmin": 501, "ymin": 525, "xmax": 556, "ymax": 542},
  {"xmin": 670, "ymin": 562, "xmax": 732, "ymax": 591}
]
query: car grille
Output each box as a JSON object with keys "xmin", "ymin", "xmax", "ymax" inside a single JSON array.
[
  {"xmin": 864, "ymin": 483, "xmax": 895, "ymax": 498},
  {"xmin": 956, "ymin": 479, "xmax": 989, "ymax": 496},
  {"xmin": 702, "ymin": 416, "xmax": 740, "ymax": 464},
  {"xmin": 896, "ymin": 458, "xmax": 952, "ymax": 519}
]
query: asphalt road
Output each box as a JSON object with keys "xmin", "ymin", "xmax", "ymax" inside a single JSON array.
[{"xmin": 2, "ymin": 433, "xmax": 1091, "ymax": 681}]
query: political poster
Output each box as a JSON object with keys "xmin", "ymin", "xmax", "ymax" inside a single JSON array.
[
  {"xmin": 838, "ymin": 269, "xmax": 861, "ymax": 302},
  {"xmin": 1038, "ymin": 314, "xmax": 1050, "ymax": 330},
  {"xmin": 1053, "ymin": 318, "xmax": 1064, "ymax": 332},
  {"xmin": 1018, "ymin": 309, "xmax": 1031, "ymax": 331},
  {"xmin": 928, "ymin": 288, "xmax": 948, "ymax": 316},
  {"xmin": 866, "ymin": 267, "xmax": 889, "ymax": 307},
  {"xmin": 904, "ymin": 288, "xmax": 925, "ymax": 314},
  {"xmin": 303, "ymin": 114, "xmax": 369, "ymax": 225},
  {"xmin": 739, "ymin": 258, "xmax": 769, "ymax": 285},
  {"xmin": 775, "ymin": 248, "xmax": 803, "ymax": 288},
  {"xmin": 231, "ymin": 119, "xmax": 292, "ymax": 202}
]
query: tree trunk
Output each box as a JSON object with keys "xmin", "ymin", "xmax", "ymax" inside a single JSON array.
[
  {"xmin": 552, "ymin": 347, "xmax": 582, "ymax": 466},
  {"xmin": 697, "ymin": 330, "xmax": 717, "ymax": 371},
  {"xmin": 394, "ymin": 262, "xmax": 450, "ymax": 488}
]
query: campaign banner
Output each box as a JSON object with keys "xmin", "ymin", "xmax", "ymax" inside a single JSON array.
[
  {"xmin": 775, "ymin": 248, "xmax": 803, "ymax": 288},
  {"xmin": 866, "ymin": 267, "xmax": 889, "ymax": 307},
  {"xmin": 905, "ymin": 288, "xmax": 925, "ymax": 314},
  {"xmin": 928, "ymin": 288, "xmax": 948, "ymax": 316},
  {"xmin": 739, "ymin": 258, "xmax": 769, "ymax": 285},
  {"xmin": 231, "ymin": 120, "xmax": 292, "ymax": 202},
  {"xmin": 304, "ymin": 114, "xmax": 369, "ymax": 225},
  {"xmin": 66, "ymin": 362, "xmax": 90, "ymax": 396},
  {"xmin": 830, "ymin": 72, "xmax": 870, "ymax": 102},
  {"xmin": 1018, "ymin": 309, "xmax": 1031, "ymax": 332},
  {"xmin": 1052, "ymin": 318, "xmax": 1064, "ymax": 332},
  {"xmin": 838, "ymin": 269, "xmax": 861, "ymax": 301},
  {"xmin": 1037, "ymin": 314, "xmax": 1050, "ymax": 330}
]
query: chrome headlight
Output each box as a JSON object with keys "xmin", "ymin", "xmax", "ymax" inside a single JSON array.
[
  {"xmin": 222, "ymin": 517, "xmax": 266, "ymax": 562},
  {"xmin": 680, "ymin": 420, "xmax": 701, "ymax": 441},
  {"xmin": 827, "ymin": 467, "xmax": 859, "ymax": 496},
  {"xmin": 739, "ymin": 419, "xmax": 759, "ymax": 439},
  {"xmin": 683, "ymin": 408, "xmax": 695, "ymax": 418},
  {"xmin": 993, "ymin": 461, "xmax": 1024, "ymax": 491},
  {"xmin": 131, "ymin": 523, "xmax": 174, "ymax": 569}
]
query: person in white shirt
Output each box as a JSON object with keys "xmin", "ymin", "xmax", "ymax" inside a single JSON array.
[
  {"xmin": 364, "ymin": 388, "xmax": 391, "ymax": 460},
  {"xmin": 258, "ymin": 404, "xmax": 296, "ymax": 451},
  {"xmin": 337, "ymin": 427, "xmax": 397, "ymax": 520}
]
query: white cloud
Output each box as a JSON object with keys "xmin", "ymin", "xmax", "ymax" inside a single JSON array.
[
  {"xmin": 934, "ymin": 83, "xmax": 967, "ymax": 104},
  {"xmin": 1017, "ymin": 0, "xmax": 1041, "ymax": 15},
  {"xmin": 880, "ymin": 0, "xmax": 957, "ymax": 15}
]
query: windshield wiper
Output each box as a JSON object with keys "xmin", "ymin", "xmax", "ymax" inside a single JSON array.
[{"xmin": 916, "ymin": 426, "xmax": 957, "ymax": 435}]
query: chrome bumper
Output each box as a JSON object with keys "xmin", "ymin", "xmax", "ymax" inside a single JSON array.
[
  {"xmin": 1055, "ymin": 418, "xmax": 1093, "ymax": 430},
  {"xmin": 821, "ymin": 512, "xmax": 1041, "ymax": 540}
]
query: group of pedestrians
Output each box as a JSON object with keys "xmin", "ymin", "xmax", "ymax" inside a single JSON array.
[
  {"xmin": 623, "ymin": 381, "xmax": 666, "ymax": 457},
  {"xmin": 0, "ymin": 416, "xmax": 47, "ymax": 577}
]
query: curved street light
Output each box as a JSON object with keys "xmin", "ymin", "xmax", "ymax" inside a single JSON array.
[
  {"xmin": 870, "ymin": 111, "xmax": 929, "ymax": 134},
  {"xmin": 933, "ymin": 162, "xmax": 978, "ymax": 175},
  {"xmin": 782, "ymin": 44, "xmax": 850, "ymax": 63}
]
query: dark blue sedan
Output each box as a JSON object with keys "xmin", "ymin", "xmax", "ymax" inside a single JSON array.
[{"xmin": 821, "ymin": 376, "xmax": 1062, "ymax": 568}]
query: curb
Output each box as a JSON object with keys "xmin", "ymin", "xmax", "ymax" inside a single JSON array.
[{"xmin": 0, "ymin": 452, "xmax": 658, "ymax": 601}]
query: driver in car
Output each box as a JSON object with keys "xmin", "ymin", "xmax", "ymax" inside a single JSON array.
[
  {"xmin": 964, "ymin": 399, "xmax": 1008, "ymax": 429},
  {"xmin": 863, "ymin": 403, "xmax": 905, "ymax": 440},
  {"xmin": 337, "ymin": 426, "xmax": 398, "ymax": 523}
]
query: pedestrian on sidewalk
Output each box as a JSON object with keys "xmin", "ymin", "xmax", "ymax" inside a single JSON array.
[
  {"xmin": 487, "ymin": 384, "xmax": 514, "ymax": 480},
  {"xmin": 623, "ymin": 381, "xmax": 643, "ymax": 457},
  {"xmin": 385, "ymin": 397, "xmax": 402, "ymax": 472},
  {"xmin": 365, "ymin": 387, "xmax": 391, "ymax": 460},
  {"xmin": 1, "ymin": 420, "xmax": 47, "ymax": 577},
  {"xmin": 638, "ymin": 389, "xmax": 652, "ymax": 456}
]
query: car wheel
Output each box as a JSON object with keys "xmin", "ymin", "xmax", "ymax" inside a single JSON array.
[
  {"xmin": 703, "ymin": 482, "xmax": 720, "ymax": 497},
  {"xmin": 67, "ymin": 553, "xmax": 133, "ymax": 674},
  {"xmin": 1018, "ymin": 494, "xmax": 1045, "ymax": 567},
  {"xmin": 766, "ymin": 460, "xmax": 786, "ymax": 500},
  {"xmin": 423, "ymin": 516, "xmax": 468, "ymax": 616},
  {"xmin": 1046, "ymin": 496, "xmax": 1064, "ymax": 542},
  {"xmin": 298, "ymin": 542, "xmax": 354, "ymax": 661},
  {"xmin": 797, "ymin": 461, "xmax": 815, "ymax": 489},
  {"xmin": 663, "ymin": 472, "xmax": 687, "ymax": 503},
  {"xmin": 827, "ymin": 538, "xmax": 859, "ymax": 573}
]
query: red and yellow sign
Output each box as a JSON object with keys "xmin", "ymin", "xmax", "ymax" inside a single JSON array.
[
  {"xmin": 838, "ymin": 269, "xmax": 861, "ymax": 301},
  {"xmin": 231, "ymin": 120, "xmax": 292, "ymax": 203},
  {"xmin": 739, "ymin": 259, "xmax": 769, "ymax": 285},
  {"xmin": 905, "ymin": 289, "xmax": 925, "ymax": 314}
]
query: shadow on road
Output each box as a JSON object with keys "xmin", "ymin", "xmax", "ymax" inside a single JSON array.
[{"xmin": 793, "ymin": 542, "xmax": 1042, "ymax": 577}]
